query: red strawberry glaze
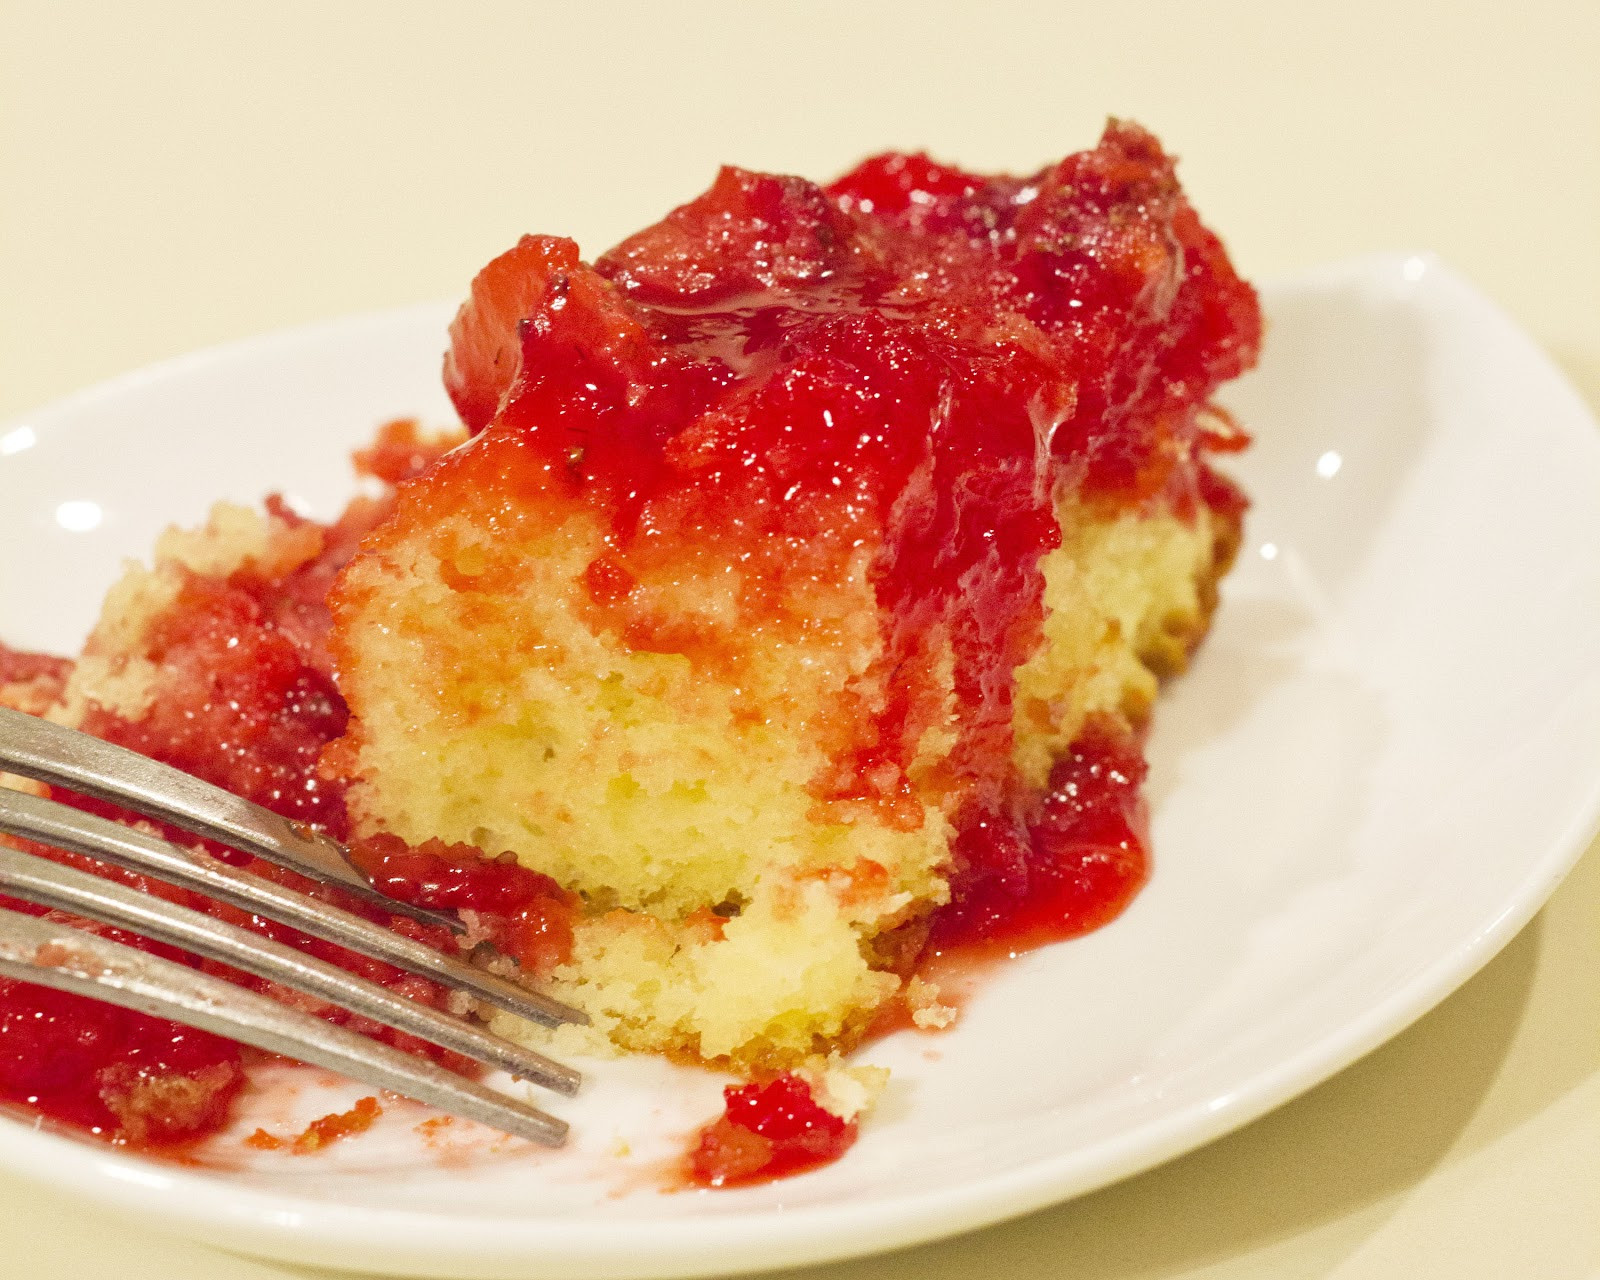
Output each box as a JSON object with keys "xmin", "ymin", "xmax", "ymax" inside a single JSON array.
[
  {"xmin": 0, "ymin": 916, "xmax": 245, "ymax": 1147},
  {"xmin": 685, "ymin": 1073, "xmax": 857, "ymax": 1188},
  {"xmin": 929, "ymin": 716, "xmax": 1150, "ymax": 954},
  {"xmin": 438, "ymin": 121, "xmax": 1257, "ymax": 963},
  {"xmin": 346, "ymin": 833, "xmax": 577, "ymax": 976}
]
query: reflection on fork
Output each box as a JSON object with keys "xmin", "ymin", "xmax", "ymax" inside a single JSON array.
[{"xmin": 0, "ymin": 705, "xmax": 584, "ymax": 1147}]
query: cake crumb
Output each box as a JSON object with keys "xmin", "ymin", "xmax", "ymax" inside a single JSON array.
[
  {"xmin": 906, "ymin": 976, "xmax": 958, "ymax": 1030},
  {"xmin": 796, "ymin": 1054, "xmax": 890, "ymax": 1122}
]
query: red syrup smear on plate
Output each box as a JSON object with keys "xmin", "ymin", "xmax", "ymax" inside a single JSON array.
[{"xmin": 245, "ymin": 1094, "xmax": 383, "ymax": 1154}]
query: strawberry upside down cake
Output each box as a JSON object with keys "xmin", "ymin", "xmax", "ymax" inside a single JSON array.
[
  {"xmin": 327, "ymin": 119, "xmax": 1259, "ymax": 1068},
  {"xmin": 0, "ymin": 120, "xmax": 1258, "ymax": 1176}
]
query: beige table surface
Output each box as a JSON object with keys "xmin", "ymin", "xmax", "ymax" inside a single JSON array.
[{"xmin": 3, "ymin": 3, "xmax": 1598, "ymax": 1277}]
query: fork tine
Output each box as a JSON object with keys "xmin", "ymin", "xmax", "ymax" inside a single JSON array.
[
  {"xmin": 0, "ymin": 706, "xmax": 462, "ymax": 934},
  {"xmin": 0, "ymin": 786, "xmax": 586, "ymax": 1030},
  {"xmin": 0, "ymin": 906, "xmax": 569, "ymax": 1147},
  {"xmin": 0, "ymin": 843, "xmax": 580, "ymax": 1096}
]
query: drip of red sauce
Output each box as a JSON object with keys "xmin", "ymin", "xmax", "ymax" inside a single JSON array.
[
  {"xmin": 859, "ymin": 718, "xmax": 1150, "ymax": 1045},
  {"xmin": 929, "ymin": 716, "xmax": 1150, "ymax": 954},
  {"xmin": 682, "ymin": 713, "xmax": 1153, "ymax": 1188},
  {"xmin": 684, "ymin": 1073, "xmax": 857, "ymax": 1188}
]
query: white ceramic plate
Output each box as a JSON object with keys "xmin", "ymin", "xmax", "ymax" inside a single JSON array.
[{"xmin": 1, "ymin": 254, "xmax": 1597, "ymax": 1279}]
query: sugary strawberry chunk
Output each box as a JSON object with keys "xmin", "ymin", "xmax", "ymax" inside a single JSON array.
[
  {"xmin": 80, "ymin": 571, "xmax": 350, "ymax": 838},
  {"xmin": 601, "ymin": 166, "xmax": 861, "ymax": 305},
  {"xmin": 827, "ymin": 151, "xmax": 984, "ymax": 218},
  {"xmin": 687, "ymin": 1073, "xmax": 857, "ymax": 1187}
]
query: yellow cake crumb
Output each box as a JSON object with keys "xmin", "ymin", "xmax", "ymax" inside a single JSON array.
[
  {"xmin": 905, "ymin": 975, "xmax": 958, "ymax": 1031},
  {"xmin": 794, "ymin": 1054, "xmax": 891, "ymax": 1122},
  {"xmin": 155, "ymin": 501, "xmax": 322, "ymax": 580}
]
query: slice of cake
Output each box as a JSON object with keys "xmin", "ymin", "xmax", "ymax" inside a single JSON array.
[{"xmin": 324, "ymin": 121, "xmax": 1261, "ymax": 1072}]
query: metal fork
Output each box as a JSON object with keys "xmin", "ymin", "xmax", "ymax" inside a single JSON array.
[{"xmin": 0, "ymin": 705, "xmax": 585, "ymax": 1147}]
